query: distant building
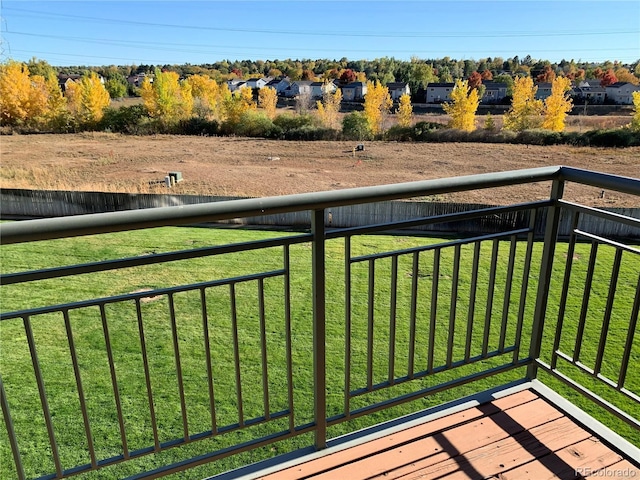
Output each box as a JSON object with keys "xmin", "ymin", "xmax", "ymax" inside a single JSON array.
[
  {"xmin": 605, "ymin": 82, "xmax": 640, "ymax": 105},
  {"xmin": 425, "ymin": 83, "xmax": 454, "ymax": 103},
  {"xmin": 341, "ymin": 82, "xmax": 368, "ymax": 101},
  {"xmin": 386, "ymin": 82, "xmax": 411, "ymax": 101}
]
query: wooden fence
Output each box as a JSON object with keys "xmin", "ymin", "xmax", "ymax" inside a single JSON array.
[{"xmin": 1, "ymin": 188, "xmax": 638, "ymax": 239}]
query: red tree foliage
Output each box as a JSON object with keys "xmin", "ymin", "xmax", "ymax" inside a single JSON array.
[
  {"xmin": 339, "ymin": 69, "xmax": 357, "ymax": 83},
  {"xmin": 467, "ymin": 71, "xmax": 483, "ymax": 90},
  {"xmin": 599, "ymin": 69, "xmax": 618, "ymax": 87},
  {"xmin": 536, "ymin": 65, "xmax": 556, "ymax": 83},
  {"xmin": 481, "ymin": 70, "xmax": 493, "ymax": 80},
  {"xmin": 231, "ymin": 68, "xmax": 243, "ymax": 78},
  {"xmin": 301, "ymin": 69, "xmax": 315, "ymax": 81}
]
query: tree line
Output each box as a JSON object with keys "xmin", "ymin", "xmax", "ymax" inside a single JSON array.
[{"xmin": 1, "ymin": 59, "xmax": 639, "ymax": 146}]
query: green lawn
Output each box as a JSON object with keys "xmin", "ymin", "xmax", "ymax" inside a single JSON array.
[{"xmin": 1, "ymin": 226, "xmax": 638, "ymax": 479}]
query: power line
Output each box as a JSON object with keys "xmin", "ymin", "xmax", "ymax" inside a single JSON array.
[{"xmin": 4, "ymin": 6, "xmax": 640, "ymax": 39}]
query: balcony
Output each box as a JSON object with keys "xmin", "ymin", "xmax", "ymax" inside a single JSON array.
[{"xmin": 1, "ymin": 166, "xmax": 638, "ymax": 479}]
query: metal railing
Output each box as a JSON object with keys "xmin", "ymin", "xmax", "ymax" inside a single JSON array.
[{"xmin": 1, "ymin": 166, "xmax": 638, "ymax": 479}]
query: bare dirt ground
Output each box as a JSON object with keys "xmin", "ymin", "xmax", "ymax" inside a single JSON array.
[{"xmin": 1, "ymin": 132, "xmax": 639, "ymax": 207}]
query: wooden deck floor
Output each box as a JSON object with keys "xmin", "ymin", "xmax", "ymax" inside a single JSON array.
[{"xmin": 254, "ymin": 389, "xmax": 639, "ymax": 480}]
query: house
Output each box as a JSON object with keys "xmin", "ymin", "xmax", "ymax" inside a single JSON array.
[
  {"xmin": 226, "ymin": 79, "xmax": 248, "ymax": 92},
  {"xmin": 534, "ymin": 82, "xmax": 553, "ymax": 100},
  {"xmin": 57, "ymin": 74, "xmax": 81, "ymax": 92},
  {"xmin": 571, "ymin": 81, "xmax": 606, "ymax": 104},
  {"xmin": 310, "ymin": 81, "xmax": 337, "ymax": 99},
  {"xmin": 283, "ymin": 81, "xmax": 313, "ymax": 98},
  {"xmin": 480, "ymin": 82, "xmax": 508, "ymax": 104},
  {"xmin": 245, "ymin": 77, "xmax": 271, "ymax": 90},
  {"xmin": 341, "ymin": 81, "xmax": 368, "ymax": 101},
  {"xmin": 425, "ymin": 82, "xmax": 455, "ymax": 103},
  {"xmin": 605, "ymin": 82, "xmax": 640, "ymax": 105},
  {"xmin": 126, "ymin": 73, "xmax": 152, "ymax": 87},
  {"xmin": 266, "ymin": 77, "xmax": 291, "ymax": 95},
  {"xmin": 386, "ymin": 82, "xmax": 411, "ymax": 101}
]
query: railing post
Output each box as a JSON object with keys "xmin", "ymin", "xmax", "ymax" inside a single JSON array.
[
  {"xmin": 528, "ymin": 178, "xmax": 565, "ymax": 380},
  {"xmin": 311, "ymin": 209, "xmax": 327, "ymax": 449}
]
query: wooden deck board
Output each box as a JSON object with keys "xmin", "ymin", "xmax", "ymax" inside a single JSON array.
[{"xmin": 253, "ymin": 389, "xmax": 638, "ymax": 480}]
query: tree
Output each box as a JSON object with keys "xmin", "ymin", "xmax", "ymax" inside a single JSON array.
[
  {"xmin": 141, "ymin": 69, "xmax": 192, "ymax": 123},
  {"xmin": 599, "ymin": 69, "xmax": 618, "ymax": 87},
  {"xmin": 105, "ymin": 77, "xmax": 127, "ymax": 99},
  {"xmin": 316, "ymin": 86, "xmax": 342, "ymax": 129},
  {"xmin": 258, "ymin": 86, "xmax": 278, "ymax": 119},
  {"xmin": 221, "ymin": 86, "xmax": 255, "ymax": 124},
  {"xmin": 363, "ymin": 81, "xmax": 392, "ymax": 135},
  {"xmin": 396, "ymin": 93, "xmax": 413, "ymax": 127},
  {"xmin": 503, "ymin": 76, "xmax": 543, "ymax": 131},
  {"xmin": 614, "ymin": 67, "xmax": 639, "ymax": 85},
  {"xmin": 481, "ymin": 69, "xmax": 493, "ymax": 81},
  {"xmin": 340, "ymin": 69, "xmax": 356, "ymax": 83},
  {"xmin": 542, "ymin": 76, "xmax": 573, "ymax": 132},
  {"xmin": 536, "ymin": 65, "xmax": 556, "ymax": 83},
  {"xmin": 467, "ymin": 71, "xmax": 483, "ymax": 90},
  {"xmin": 442, "ymin": 79, "xmax": 480, "ymax": 132},
  {"xmin": 0, "ymin": 60, "xmax": 46, "ymax": 126},
  {"xmin": 630, "ymin": 91, "xmax": 640, "ymax": 132},
  {"xmin": 186, "ymin": 74, "xmax": 221, "ymax": 119},
  {"xmin": 66, "ymin": 72, "xmax": 111, "ymax": 125},
  {"xmin": 342, "ymin": 111, "xmax": 372, "ymax": 140}
]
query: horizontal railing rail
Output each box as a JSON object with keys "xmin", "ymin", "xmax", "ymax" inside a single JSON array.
[{"xmin": 1, "ymin": 166, "xmax": 638, "ymax": 480}]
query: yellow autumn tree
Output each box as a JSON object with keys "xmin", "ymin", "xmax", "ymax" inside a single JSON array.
[
  {"xmin": 221, "ymin": 87, "xmax": 256, "ymax": 124},
  {"xmin": 185, "ymin": 74, "xmax": 220, "ymax": 119},
  {"xmin": 258, "ymin": 86, "xmax": 278, "ymax": 119},
  {"xmin": 396, "ymin": 93, "xmax": 413, "ymax": 127},
  {"xmin": 0, "ymin": 60, "xmax": 48, "ymax": 126},
  {"xmin": 630, "ymin": 91, "xmax": 640, "ymax": 132},
  {"xmin": 442, "ymin": 79, "xmax": 479, "ymax": 132},
  {"xmin": 43, "ymin": 72, "xmax": 68, "ymax": 129},
  {"xmin": 542, "ymin": 76, "xmax": 573, "ymax": 132},
  {"xmin": 363, "ymin": 81, "xmax": 392, "ymax": 135},
  {"xmin": 316, "ymin": 86, "xmax": 342, "ymax": 129},
  {"xmin": 503, "ymin": 76, "xmax": 543, "ymax": 131},
  {"xmin": 141, "ymin": 69, "xmax": 193, "ymax": 123},
  {"xmin": 66, "ymin": 72, "xmax": 111, "ymax": 125}
]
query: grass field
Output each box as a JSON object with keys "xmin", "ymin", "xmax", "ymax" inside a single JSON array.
[{"xmin": 1, "ymin": 225, "xmax": 638, "ymax": 479}]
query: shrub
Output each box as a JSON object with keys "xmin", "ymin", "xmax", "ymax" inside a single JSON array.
[
  {"xmin": 583, "ymin": 129, "xmax": 640, "ymax": 147},
  {"xmin": 223, "ymin": 110, "xmax": 282, "ymax": 138},
  {"xmin": 283, "ymin": 125, "xmax": 340, "ymax": 141},
  {"xmin": 273, "ymin": 113, "xmax": 316, "ymax": 132},
  {"xmin": 342, "ymin": 112, "xmax": 372, "ymax": 140},
  {"xmin": 176, "ymin": 117, "xmax": 219, "ymax": 136},
  {"xmin": 385, "ymin": 125, "xmax": 414, "ymax": 141},
  {"xmin": 99, "ymin": 105, "xmax": 148, "ymax": 134}
]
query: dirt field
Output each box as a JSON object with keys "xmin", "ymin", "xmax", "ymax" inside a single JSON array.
[{"xmin": 1, "ymin": 132, "xmax": 639, "ymax": 207}]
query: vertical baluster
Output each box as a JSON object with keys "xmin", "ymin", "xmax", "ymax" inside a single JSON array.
[
  {"xmin": 594, "ymin": 248, "xmax": 623, "ymax": 375},
  {"xmin": 482, "ymin": 240, "xmax": 500, "ymax": 357},
  {"xmin": 229, "ymin": 284, "xmax": 244, "ymax": 427},
  {"xmin": 428, "ymin": 249, "xmax": 440, "ymax": 373},
  {"xmin": 408, "ymin": 252, "xmax": 419, "ymax": 378},
  {"xmin": 167, "ymin": 295, "xmax": 188, "ymax": 442},
  {"xmin": 344, "ymin": 237, "xmax": 352, "ymax": 417},
  {"xmin": 388, "ymin": 255, "xmax": 398, "ymax": 385},
  {"xmin": 1, "ymin": 376, "xmax": 26, "ymax": 480},
  {"xmin": 573, "ymin": 241, "xmax": 598, "ymax": 362},
  {"xmin": 63, "ymin": 310, "xmax": 96, "ymax": 468},
  {"xmin": 311, "ymin": 209, "xmax": 327, "ymax": 450},
  {"xmin": 199, "ymin": 289, "xmax": 217, "ymax": 435},
  {"xmin": 284, "ymin": 245, "xmax": 295, "ymax": 432},
  {"xmin": 447, "ymin": 245, "xmax": 461, "ymax": 368},
  {"xmin": 258, "ymin": 278, "xmax": 270, "ymax": 420},
  {"xmin": 618, "ymin": 273, "xmax": 640, "ymax": 390},
  {"xmin": 465, "ymin": 241, "xmax": 481, "ymax": 363},
  {"xmin": 513, "ymin": 210, "xmax": 538, "ymax": 364},
  {"xmin": 499, "ymin": 236, "xmax": 517, "ymax": 352},
  {"xmin": 367, "ymin": 258, "xmax": 375, "ymax": 391},
  {"xmin": 135, "ymin": 298, "xmax": 160, "ymax": 450},
  {"xmin": 100, "ymin": 304, "xmax": 129, "ymax": 457}
]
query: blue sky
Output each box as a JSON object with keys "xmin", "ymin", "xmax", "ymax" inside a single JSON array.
[{"xmin": 1, "ymin": 1, "xmax": 639, "ymax": 67}]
